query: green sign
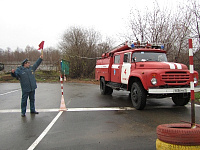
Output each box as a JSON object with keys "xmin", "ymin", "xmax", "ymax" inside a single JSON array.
[{"xmin": 61, "ymin": 59, "xmax": 70, "ymax": 75}]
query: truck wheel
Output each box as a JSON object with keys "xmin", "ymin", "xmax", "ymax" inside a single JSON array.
[
  {"xmin": 172, "ymin": 93, "xmax": 190, "ymax": 106},
  {"xmin": 100, "ymin": 77, "xmax": 113, "ymax": 95},
  {"xmin": 130, "ymin": 82, "xmax": 147, "ymax": 110}
]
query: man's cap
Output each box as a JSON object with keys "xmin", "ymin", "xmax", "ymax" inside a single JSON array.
[{"xmin": 22, "ymin": 59, "xmax": 29, "ymax": 66}]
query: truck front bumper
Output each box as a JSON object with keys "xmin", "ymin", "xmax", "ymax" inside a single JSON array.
[{"xmin": 148, "ymin": 86, "xmax": 200, "ymax": 94}]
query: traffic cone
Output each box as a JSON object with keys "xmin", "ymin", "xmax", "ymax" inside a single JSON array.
[{"xmin": 59, "ymin": 95, "xmax": 67, "ymax": 111}]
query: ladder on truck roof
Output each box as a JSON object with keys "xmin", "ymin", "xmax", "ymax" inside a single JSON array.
[{"xmin": 101, "ymin": 41, "xmax": 164, "ymax": 58}]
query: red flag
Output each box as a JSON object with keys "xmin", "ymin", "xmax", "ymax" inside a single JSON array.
[{"xmin": 38, "ymin": 41, "xmax": 45, "ymax": 50}]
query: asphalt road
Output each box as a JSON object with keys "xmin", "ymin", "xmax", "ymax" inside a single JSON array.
[{"xmin": 0, "ymin": 82, "xmax": 200, "ymax": 150}]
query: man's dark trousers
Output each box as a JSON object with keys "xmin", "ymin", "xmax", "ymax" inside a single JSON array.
[{"xmin": 21, "ymin": 90, "xmax": 35, "ymax": 115}]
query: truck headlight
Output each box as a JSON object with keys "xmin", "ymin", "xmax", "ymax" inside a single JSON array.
[
  {"xmin": 194, "ymin": 77, "xmax": 198, "ymax": 84},
  {"xmin": 151, "ymin": 78, "xmax": 157, "ymax": 85}
]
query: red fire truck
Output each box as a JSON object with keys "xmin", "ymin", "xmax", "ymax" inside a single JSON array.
[{"xmin": 95, "ymin": 41, "xmax": 199, "ymax": 110}]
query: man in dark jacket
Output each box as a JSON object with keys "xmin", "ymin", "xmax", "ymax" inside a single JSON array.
[{"xmin": 11, "ymin": 55, "xmax": 43, "ymax": 117}]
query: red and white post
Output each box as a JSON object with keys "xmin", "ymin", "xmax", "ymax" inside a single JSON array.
[
  {"xmin": 189, "ymin": 39, "xmax": 196, "ymax": 128},
  {"xmin": 60, "ymin": 74, "xmax": 67, "ymax": 111},
  {"xmin": 60, "ymin": 74, "xmax": 64, "ymax": 96}
]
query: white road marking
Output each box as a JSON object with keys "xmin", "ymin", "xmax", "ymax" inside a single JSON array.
[
  {"xmin": 0, "ymin": 89, "xmax": 20, "ymax": 96},
  {"xmin": 0, "ymin": 109, "xmax": 59, "ymax": 113},
  {"xmin": 0, "ymin": 109, "xmax": 21, "ymax": 113},
  {"xmin": 1, "ymin": 104, "xmax": 200, "ymax": 114},
  {"xmin": 27, "ymin": 111, "xmax": 63, "ymax": 150},
  {"xmin": 188, "ymin": 102, "xmax": 200, "ymax": 107},
  {"xmin": 0, "ymin": 107, "xmax": 135, "ymax": 113},
  {"xmin": 67, "ymin": 107, "xmax": 135, "ymax": 111},
  {"xmin": 1, "ymin": 104, "xmax": 200, "ymax": 150},
  {"xmin": 66, "ymin": 98, "xmax": 72, "ymax": 105}
]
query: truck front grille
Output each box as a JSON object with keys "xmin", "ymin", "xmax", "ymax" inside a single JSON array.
[{"xmin": 161, "ymin": 71, "xmax": 190, "ymax": 84}]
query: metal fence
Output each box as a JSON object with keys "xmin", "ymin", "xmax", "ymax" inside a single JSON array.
[{"xmin": 0, "ymin": 61, "xmax": 60, "ymax": 73}]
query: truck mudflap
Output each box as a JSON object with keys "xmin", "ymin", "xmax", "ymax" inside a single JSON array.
[{"xmin": 148, "ymin": 86, "xmax": 200, "ymax": 94}]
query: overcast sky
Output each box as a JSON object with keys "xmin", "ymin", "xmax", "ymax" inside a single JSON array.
[{"xmin": 0, "ymin": 0, "xmax": 186, "ymax": 50}]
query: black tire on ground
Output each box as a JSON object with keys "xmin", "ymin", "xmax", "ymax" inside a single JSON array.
[
  {"xmin": 172, "ymin": 93, "xmax": 190, "ymax": 106},
  {"xmin": 130, "ymin": 82, "xmax": 147, "ymax": 110},
  {"xmin": 157, "ymin": 123, "xmax": 200, "ymax": 146},
  {"xmin": 100, "ymin": 77, "xmax": 113, "ymax": 95}
]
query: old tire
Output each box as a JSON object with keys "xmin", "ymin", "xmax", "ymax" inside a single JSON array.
[
  {"xmin": 130, "ymin": 82, "xmax": 147, "ymax": 110},
  {"xmin": 156, "ymin": 139, "xmax": 200, "ymax": 150},
  {"xmin": 100, "ymin": 77, "xmax": 113, "ymax": 95},
  {"xmin": 157, "ymin": 123, "xmax": 200, "ymax": 146},
  {"xmin": 172, "ymin": 93, "xmax": 190, "ymax": 106}
]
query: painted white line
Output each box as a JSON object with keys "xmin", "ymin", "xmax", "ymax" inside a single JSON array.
[
  {"xmin": 188, "ymin": 102, "xmax": 200, "ymax": 107},
  {"xmin": 0, "ymin": 107, "xmax": 135, "ymax": 113},
  {"xmin": 1, "ymin": 104, "xmax": 200, "ymax": 114},
  {"xmin": 147, "ymin": 104, "xmax": 200, "ymax": 109},
  {"xmin": 27, "ymin": 111, "xmax": 63, "ymax": 150},
  {"xmin": 195, "ymin": 104, "xmax": 200, "ymax": 107},
  {"xmin": 0, "ymin": 89, "xmax": 20, "ymax": 96},
  {"xmin": 0, "ymin": 109, "xmax": 21, "ymax": 113},
  {"xmin": 36, "ymin": 109, "xmax": 59, "ymax": 112},
  {"xmin": 66, "ymin": 98, "xmax": 72, "ymax": 106},
  {"xmin": 67, "ymin": 107, "xmax": 135, "ymax": 111},
  {"xmin": 0, "ymin": 109, "xmax": 59, "ymax": 113}
]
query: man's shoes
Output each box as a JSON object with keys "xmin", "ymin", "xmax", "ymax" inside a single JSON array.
[
  {"xmin": 21, "ymin": 114, "xmax": 26, "ymax": 117},
  {"xmin": 31, "ymin": 111, "xmax": 39, "ymax": 114}
]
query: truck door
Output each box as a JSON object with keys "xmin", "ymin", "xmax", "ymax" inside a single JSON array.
[
  {"xmin": 121, "ymin": 53, "xmax": 131, "ymax": 84},
  {"xmin": 111, "ymin": 54, "xmax": 121, "ymax": 83}
]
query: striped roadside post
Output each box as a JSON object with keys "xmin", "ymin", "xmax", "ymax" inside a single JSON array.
[
  {"xmin": 189, "ymin": 39, "xmax": 196, "ymax": 128},
  {"xmin": 60, "ymin": 74, "xmax": 64, "ymax": 96},
  {"xmin": 59, "ymin": 60, "xmax": 67, "ymax": 111},
  {"xmin": 60, "ymin": 73, "xmax": 67, "ymax": 111},
  {"xmin": 60, "ymin": 60, "xmax": 64, "ymax": 96}
]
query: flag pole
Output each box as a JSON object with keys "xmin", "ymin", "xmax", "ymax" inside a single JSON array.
[
  {"xmin": 38, "ymin": 41, "xmax": 45, "ymax": 56},
  {"xmin": 41, "ymin": 48, "xmax": 43, "ymax": 56}
]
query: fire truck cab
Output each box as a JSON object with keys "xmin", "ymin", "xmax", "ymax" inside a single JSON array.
[{"xmin": 95, "ymin": 41, "xmax": 199, "ymax": 110}]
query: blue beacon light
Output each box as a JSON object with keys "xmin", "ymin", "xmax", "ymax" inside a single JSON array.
[{"xmin": 131, "ymin": 43, "xmax": 135, "ymax": 48}]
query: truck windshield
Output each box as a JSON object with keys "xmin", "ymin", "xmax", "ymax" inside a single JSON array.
[{"xmin": 132, "ymin": 52, "xmax": 167, "ymax": 62}]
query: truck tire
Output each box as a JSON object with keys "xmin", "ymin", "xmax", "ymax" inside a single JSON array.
[
  {"xmin": 100, "ymin": 77, "xmax": 113, "ymax": 95},
  {"xmin": 172, "ymin": 93, "xmax": 190, "ymax": 106},
  {"xmin": 157, "ymin": 123, "xmax": 200, "ymax": 146},
  {"xmin": 130, "ymin": 82, "xmax": 147, "ymax": 110}
]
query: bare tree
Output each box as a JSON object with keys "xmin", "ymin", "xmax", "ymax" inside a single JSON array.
[
  {"xmin": 59, "ymin": 26, "xmax": 113, "ymax": 78},
  {"xmin": 25, "ymin": 45, "xmax": 40, "ymax": 61},
  {"xmin": 187, "ymin": 0, "xmax": 200, "ymax": 72},
  {"xmin": 13, "ymin": 47, "xmax": 23, "ymax": 62},
  {"xmin": 188, "ymin": 0, "xmax": 200, "ymax": 46},
  {"xmin": 127, "ymin": 1, "xmax": 194, "ymax": 63}
]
